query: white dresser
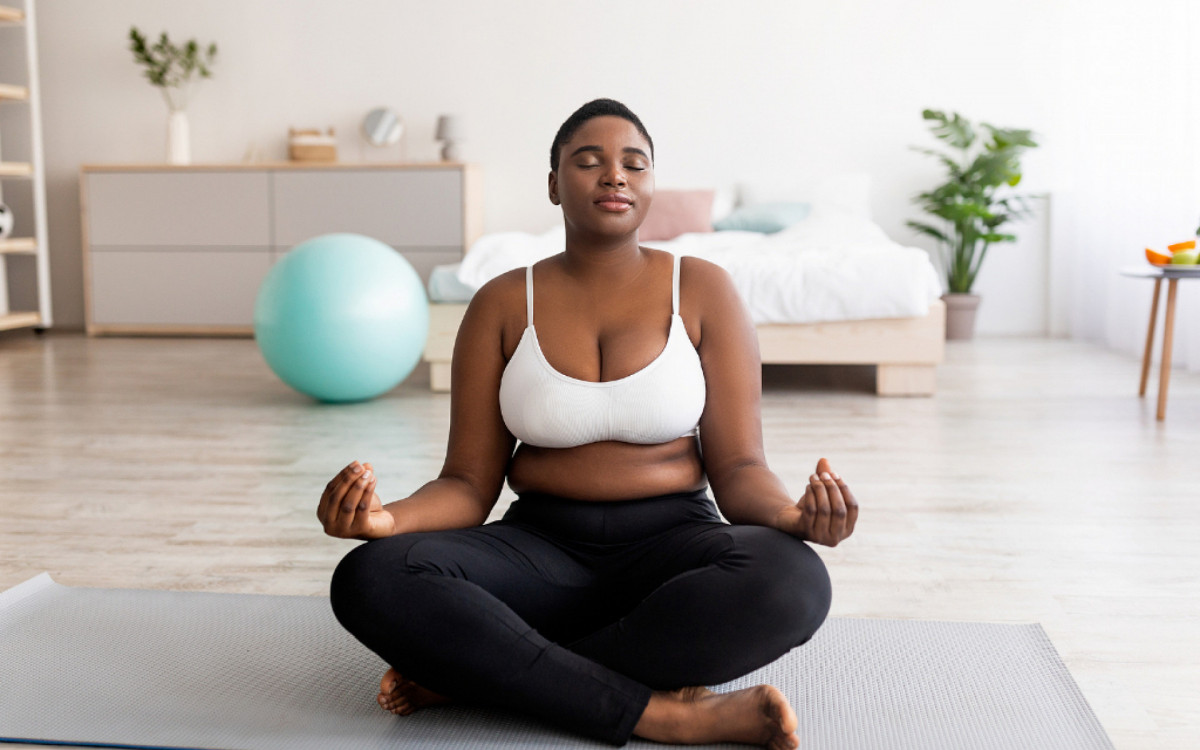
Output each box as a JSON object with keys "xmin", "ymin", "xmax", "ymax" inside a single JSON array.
[{"xmin": 80, "ymin": 162, "xmax": 481, "ymax": 335}]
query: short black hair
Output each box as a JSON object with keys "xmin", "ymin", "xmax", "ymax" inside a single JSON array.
[{"xmin": 550, "ymin": 98, "xmax": 654, "ymax": 172}]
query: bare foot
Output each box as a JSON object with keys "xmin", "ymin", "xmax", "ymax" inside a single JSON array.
[
  {"xmin": 633, "ymin": 684, "xmax": 799, "ymax": 749},
  {"xmin": 669, "ymin": 685, "xmax": 716, "ymax": 702},
  {"xmin": 376, "ymin": 667, "xmax": 452, "ymax": 716}
]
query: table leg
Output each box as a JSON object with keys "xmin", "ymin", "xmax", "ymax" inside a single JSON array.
[
  {"xmin": 1156, "ymin": 279, "xmax": 1178, "ymax": 421},
  {"xmin": 1139, "ymin": 278, "xmax": 1162, "ymax": 397}
]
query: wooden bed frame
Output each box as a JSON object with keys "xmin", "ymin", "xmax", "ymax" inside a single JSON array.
[{"xmin": 422, "ymin": 299, "xmax": 946, "ymax": 396}]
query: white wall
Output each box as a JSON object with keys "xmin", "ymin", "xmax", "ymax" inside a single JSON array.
[
  {"xmin": 23, "ymin": 0, "xmax": 1070, "ymax": 332},
  {"xmin": 1045, "ymin": 0, "xmax": 1200, "ymax": 372}
]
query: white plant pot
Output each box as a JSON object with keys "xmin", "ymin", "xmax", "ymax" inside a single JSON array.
[
  {"xmin": 942, "ymin": 293, "xmax": 981, "ymax": 340},
  {"xmin": 167, "ymin": 110, "xmax": 191, "ymax": 165}
]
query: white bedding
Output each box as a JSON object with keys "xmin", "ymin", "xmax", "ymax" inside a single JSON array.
[{"xmin": 450, "ymin": 208, "xmax": 944, "ymax": 324}]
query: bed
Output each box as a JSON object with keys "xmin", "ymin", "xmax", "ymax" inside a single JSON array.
[{"xmin": 422, "ymin": 189, "xmax": 946, "ymax": 396}]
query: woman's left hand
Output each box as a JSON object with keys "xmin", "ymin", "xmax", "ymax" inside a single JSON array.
[{"xmin": 774, "ymin": 457, "xmax": 859, "ymax": 547}]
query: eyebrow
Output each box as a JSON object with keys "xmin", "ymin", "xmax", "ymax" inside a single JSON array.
[{"xmin": 569, "ymin": 145, "xmax": 650, "ymax": 160}]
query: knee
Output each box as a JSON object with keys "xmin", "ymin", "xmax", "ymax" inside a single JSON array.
[
  {"xmin": 329, "ymin": 536, "xmax": 420, "ymax": 630},
  {"xmin": 729, "ymin": 528, "xmax": 832, "ymax": 645},
  {"xmin": 329, "ymin": 541, "xmax": 380, "ymax": 629}
]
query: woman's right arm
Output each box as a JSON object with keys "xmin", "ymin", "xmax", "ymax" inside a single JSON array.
[{"xmin": 318, "ymin": 275, "xmax": 518, "ymax": 540}]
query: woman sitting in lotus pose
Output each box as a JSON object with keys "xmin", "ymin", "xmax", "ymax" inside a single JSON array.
[{"xmin": 320, "ymin": 98, "xmax": 858, "ymax": 749}]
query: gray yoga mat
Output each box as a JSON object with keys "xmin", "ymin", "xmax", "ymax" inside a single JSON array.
[{"xmin": 0, "ymin": 574, "xmax": 1113, "ymax": 750}]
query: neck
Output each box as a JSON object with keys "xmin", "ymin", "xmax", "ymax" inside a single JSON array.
[{"xmin": 560, "ymin": 226, "xmax": 645, "ymax": 281}]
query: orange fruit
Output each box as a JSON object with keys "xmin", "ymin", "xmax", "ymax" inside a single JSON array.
[
  {"xmin": 1146, "ymin": 248, "xmax": 1172, "ymax": 265},
  {"xmin": 1167, "ymin": 240, "xmax": 1196, "ymax": 252}
]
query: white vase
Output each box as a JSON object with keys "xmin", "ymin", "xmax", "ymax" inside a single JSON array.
[{"xmin": 167, "ymin": 109, "xmax": 191, "ymax": 165}]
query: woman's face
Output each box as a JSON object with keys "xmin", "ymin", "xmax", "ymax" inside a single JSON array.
[{"xmin": 549, "ymin": 116, "xmax": 654, "ymax": 238}]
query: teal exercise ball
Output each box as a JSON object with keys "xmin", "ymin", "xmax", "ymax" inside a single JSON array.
[{"xmin": 254, "ymin": 233, "xmax": 429, "ymax": 403}]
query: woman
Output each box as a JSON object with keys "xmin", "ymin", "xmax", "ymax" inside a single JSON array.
[{"xmin": 320, "ymin": 99, "xmax": 858, "ymax": 749}]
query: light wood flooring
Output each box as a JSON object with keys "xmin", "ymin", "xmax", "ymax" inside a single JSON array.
[{"xmin": 1, "ymin": 332, "xmax": 1198, "ymax": 748}]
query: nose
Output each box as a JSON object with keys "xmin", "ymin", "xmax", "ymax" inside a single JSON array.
[{"xmin": 601, "ymin": 164, "xmax": 626, "ymax": 188}]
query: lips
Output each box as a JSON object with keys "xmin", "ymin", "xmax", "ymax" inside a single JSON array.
[{"xmin": 595, "ymin": 193, "xmax": 633, "ymax": 211}]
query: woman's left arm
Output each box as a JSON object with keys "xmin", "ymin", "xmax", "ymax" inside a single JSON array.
[{"xmin": 689, "ymin": 257, "xmax": 858, "ymax": 545}]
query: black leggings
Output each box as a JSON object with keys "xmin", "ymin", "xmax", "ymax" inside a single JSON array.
[{"xmin": 330, "ymin": 488, "xmax": 832, "ymax": 746}]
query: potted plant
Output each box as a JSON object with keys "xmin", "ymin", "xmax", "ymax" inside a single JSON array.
[
  {"xmin": 128, "ymin": 27, "xmax": 218, "ymax": 165},
  {"xmin": 908, "ymin": 110, "xmax": 1038, "ymax": 339}
]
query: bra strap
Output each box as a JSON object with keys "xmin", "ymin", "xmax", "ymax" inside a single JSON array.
[
  {"xmin": 672, "ymin": 253, "xmax": 681, "ymax": 315},
  {"xmin": 526, "ymin": 265, "xmax": 534, "ymax": 327}
]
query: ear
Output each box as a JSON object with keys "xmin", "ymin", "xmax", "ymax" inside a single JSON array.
[{"xmin": 548, "ymin": 170, "xmax": 560, "ymax": 206}]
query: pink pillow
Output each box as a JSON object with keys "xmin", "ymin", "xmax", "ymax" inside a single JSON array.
[{"xmin": 638, "ymin": 190, "xmax": 715, "ymax": 241}]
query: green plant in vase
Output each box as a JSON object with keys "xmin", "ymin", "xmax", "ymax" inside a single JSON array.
[
  {"xmin": 907, "ymin": 110, "xmax": 1038, "ymax": 338},
  {"xmin": 128, "ymin": 27, "xmax": 218, "ymax": 164}
]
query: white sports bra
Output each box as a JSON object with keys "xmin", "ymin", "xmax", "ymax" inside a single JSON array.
[{"xmin": 498, "ymin": 253, "xmax": 706, "ymax": 449}]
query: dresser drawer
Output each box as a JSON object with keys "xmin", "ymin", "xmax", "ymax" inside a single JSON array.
[
  {"xmin": 272, "ymin": 169, "xmax": 463, "ymax": 247},
  {"xmin": 85, "ymin": 171, "xmax": 271, "ymax": 247},
  {"xmin": 89, "ymin": 249, "xmax": 272, "ymax": 326}
]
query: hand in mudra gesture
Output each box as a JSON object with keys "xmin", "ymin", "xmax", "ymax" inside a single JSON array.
[
  {"xmin": 317, "ymin": 461, "xmax": 396, "ymax": 540},
  {"xmin": 775, "ymin": 457, "xmax": 858, "ymax": 547}
]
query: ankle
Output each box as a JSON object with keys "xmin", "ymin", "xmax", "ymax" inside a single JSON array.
[{"xmin": 634, "ymin": 691, "xmax": 697, "ymax": 744}]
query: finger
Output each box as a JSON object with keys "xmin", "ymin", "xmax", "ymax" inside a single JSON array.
[
  {"xmin": 318, "ymin": 476, "xmax": 343, "ymax": 529},
  {"xmin": 320, "ymin": 462, "xmax": 363, "ymax": 529},
  {"xmin": 820, "ymin": 471, "xmax": 847, "ymax": 544},
  {"xmin": 330, "ymin": 463, "xmax": 365, "ymax": 512},
  {"xmin": 348, "ymin": 474, "xmax": 380, "ymax": 536},
  {"xmin": 837, "ymin": 477, "xmax": 859, "ymax": 538},
  {"xmin": 333, "ymin": 469, "xmax": 371, "ymax": 537},
  {"xmin": 816, "ymin": 457, "xmax": 832, "ymax": 477},
  {"xmin": 810, "ymin": 473, "xmax": 832, "ymax": 545},
  {"xmin": 799, "ymin": 484, "xmax": 817, "ymax": 536},
  {"xmin": 365, "ymin": 480, "xmax": 384, "ymax": 513}
]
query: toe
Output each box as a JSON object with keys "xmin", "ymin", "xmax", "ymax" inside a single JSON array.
[{"xmin": 380, "ymin": 668, "xmax": 401, "ymax": 693}]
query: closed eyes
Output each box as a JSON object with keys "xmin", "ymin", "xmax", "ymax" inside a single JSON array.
[{"xmin": 577, "ymin": 163, "xmax": 647, "ymax": 171}]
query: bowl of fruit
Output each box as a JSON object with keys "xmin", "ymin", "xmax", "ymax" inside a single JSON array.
[{"xmin": 1147, "ymin": 240, "xmax": 1200, "ymax": 269}]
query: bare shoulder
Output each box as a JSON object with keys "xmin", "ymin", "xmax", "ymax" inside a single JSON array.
[
  {"xmin": 678, "ymin": 254, "xmax": 733, "ymax": 290},
  {"xmin": 468, "ymin": 266, "xmax": 525, "ymax": 312},
  {"xmin": 458, "ymin": 266, "xmax": 528, "ymax": 357},
  {"xmin": 677, "ymin": 255, "xmax": 743, "ymax": 321}
]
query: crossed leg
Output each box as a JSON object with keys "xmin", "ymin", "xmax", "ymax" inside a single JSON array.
[{"xmin": 330, "ymin": 520, "xmax": 830, "ymax": 746}]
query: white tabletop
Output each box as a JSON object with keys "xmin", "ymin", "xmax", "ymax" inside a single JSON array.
[{"xmin": 1119, "ymin": 264, "xmax": 1200, "ymax": 279}]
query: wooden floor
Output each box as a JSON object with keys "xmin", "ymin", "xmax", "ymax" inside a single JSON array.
[{"xmin": 1, "ymin": 331, "xmax": 1198, "ymax": 748}]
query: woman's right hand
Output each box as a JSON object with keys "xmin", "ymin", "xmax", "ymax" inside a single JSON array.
[{"xmin": 317, "ymin": 461, "xmax": 397, "ymax": 540}]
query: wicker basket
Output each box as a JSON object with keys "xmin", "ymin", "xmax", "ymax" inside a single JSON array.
[{"xmin": 288, "ymin": 127, "xmax": 337, "ymax": 162}]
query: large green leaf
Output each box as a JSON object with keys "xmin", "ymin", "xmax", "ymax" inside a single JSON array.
[
  {"xmin": 923, "ymin": 109, "xmax": 976, "ymax": 149},
  {"xmin": 983, "ymin": 124, "xmax": 1038, "ymax": 150},
  {"xmin": 932, "ymin": 200, "xmax": 992, "ymax": 224},
  {"xmin": 907, "ymin": 221, "xmax": 950, "ymax": 244},
  {"xmin": 965, "ymin": 151, "xmax": 1020, "ymax": 189},
  {"xmin": 910, "ymin": 147, "xmax": 965, "ymax": 178}
]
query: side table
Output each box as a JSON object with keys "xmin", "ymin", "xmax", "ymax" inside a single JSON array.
[{"xmin": 1119, "ymin": 265, "xmax": 1200, "ymax": 420}]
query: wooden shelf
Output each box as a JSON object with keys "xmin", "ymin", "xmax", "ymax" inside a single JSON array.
[
  {"xmin": 0, "ymin": 161, "xmax": 33, "ymax": 177},
  {"xmin": 0, "ymin": 83, "xmax": 29, "ymax": 101},
  {"xmin": 0, "ymin": 237, "xmax": 36, "ymax": 254},
  {"xmin": 1, "ymin": 1, "xmax": 50, "ymax": 331},
  {"xmin": 0, "ymin": 311, "xmax": 40, "ymax": 332},
  {"xmin": 80, "ymin": 161, "xmax": 474, "ymax": 173}
]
